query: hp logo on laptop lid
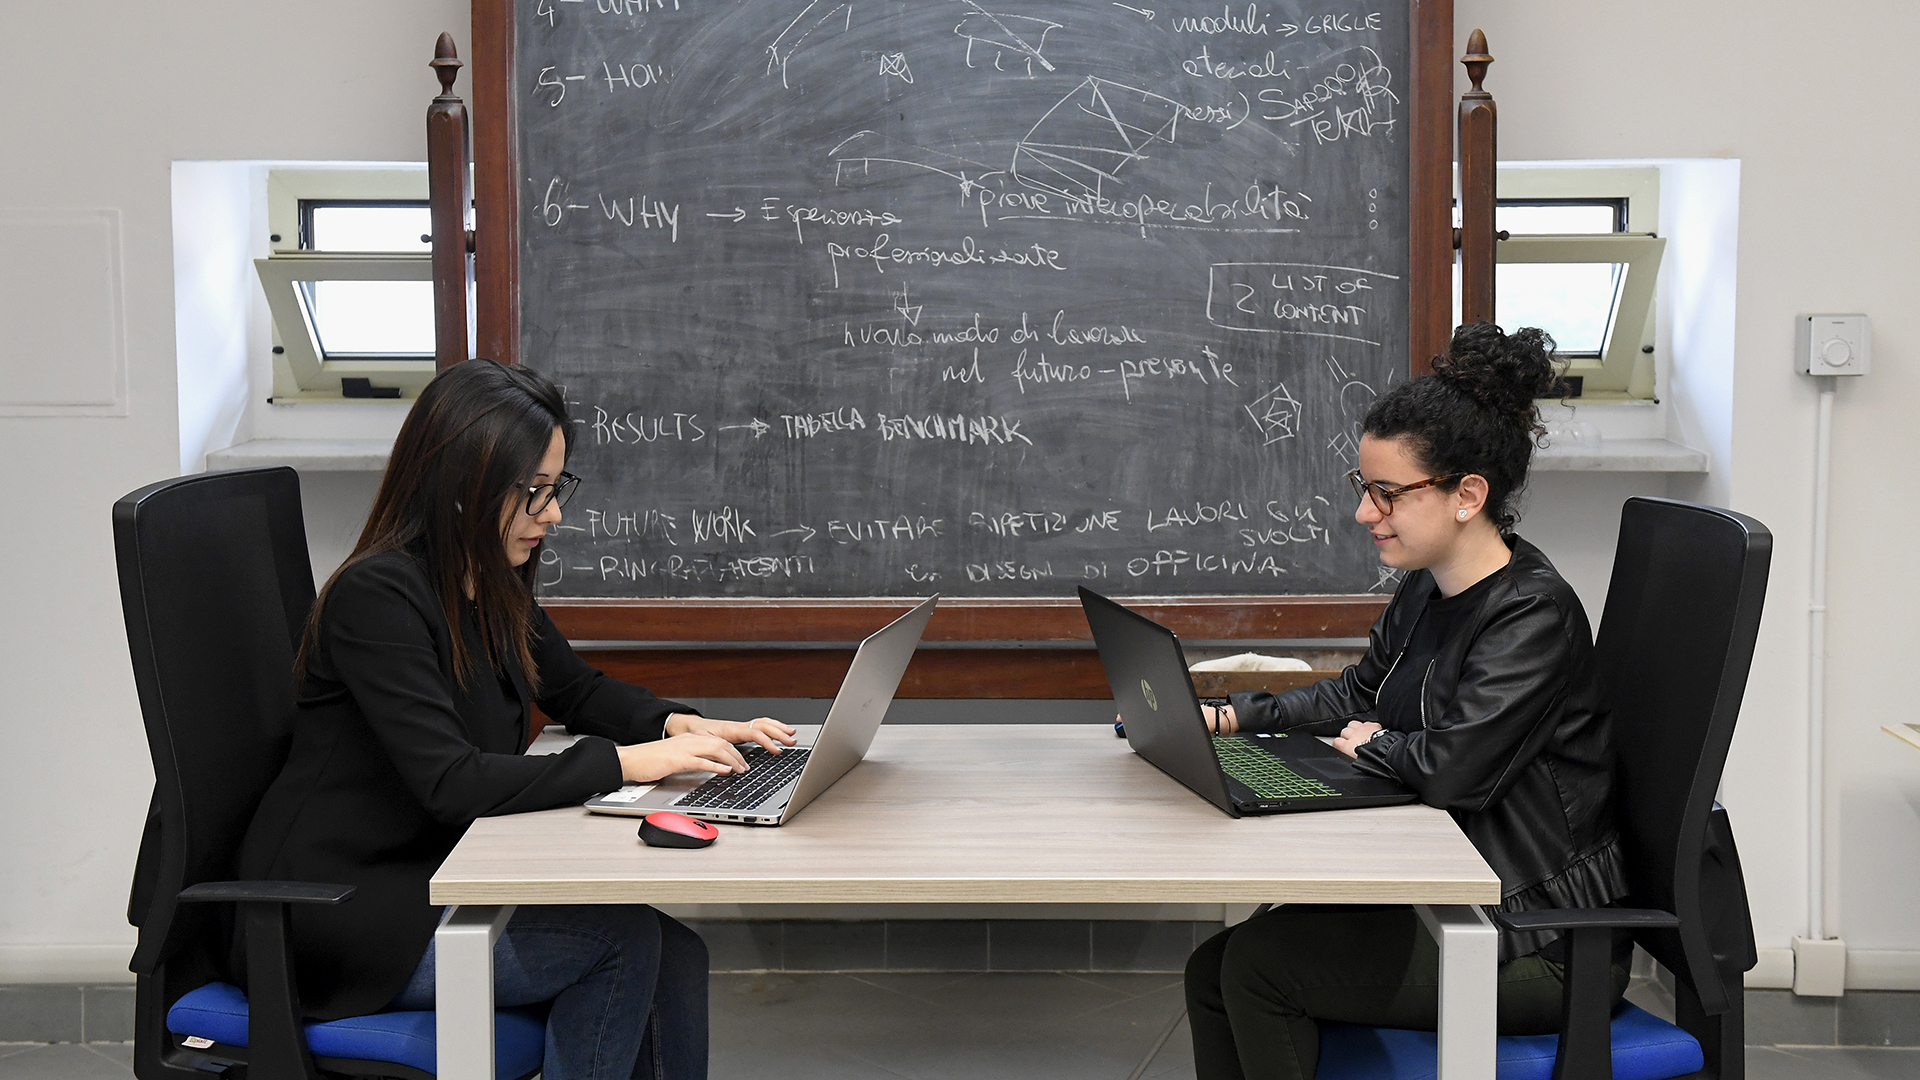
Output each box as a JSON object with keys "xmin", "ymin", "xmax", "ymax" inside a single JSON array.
[{"xmin": 1141, "ymin": 679, "xmax": 1158, "ymax": 710}]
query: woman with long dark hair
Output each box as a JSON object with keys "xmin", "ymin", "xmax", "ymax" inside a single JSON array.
[
  {"xmin": 1182, "ymin": 324, "xmax": 1628, "ymax": 1080},
  {"xmin": 236, "ymin": 359, "xmax": 791, "ymax": 1080}
]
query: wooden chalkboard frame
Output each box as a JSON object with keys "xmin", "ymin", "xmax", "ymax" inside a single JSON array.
[{"xmin": 467, "ymin": 0, "xmax": 1452, "ymax": 692}]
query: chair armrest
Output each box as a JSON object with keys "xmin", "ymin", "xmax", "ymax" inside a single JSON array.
[
  {"xmin": 178, "ymin": 882, "xmax": 355, "ymax": 905},
  {"xmin": 1487, "ymin": 906, "xmax": 1678, "ymax": 933}
]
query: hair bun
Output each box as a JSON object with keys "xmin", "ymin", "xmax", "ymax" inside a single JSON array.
[{"xmin": 1431, "ymin": 322, "xmax": 1562, "ymax": 431}]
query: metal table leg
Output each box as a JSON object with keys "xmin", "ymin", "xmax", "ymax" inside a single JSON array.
[
  {"xmin": 435, "ymin": 904, "xmax": 515, "ymax": 1080},
  {"xmin": 1416, "ymin": 904, "xmax": 1498, "ymax": 1080}
]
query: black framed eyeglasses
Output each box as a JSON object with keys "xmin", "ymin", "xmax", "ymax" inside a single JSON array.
[
  {"xmin": 521, "ymin": 472, "xmax": 581, "ymax": 517},
  {"xmin": 1345, "ymin": 469, "xmax": 1465, "ymax": 517}
]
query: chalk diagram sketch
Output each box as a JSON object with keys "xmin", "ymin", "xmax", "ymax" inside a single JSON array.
[
  {"xmin": 1244, "ymin": 383, "xmax": 1303, "ymax": 446},
  {"xmin": 1011, "ymin": 78, "xmax": 1187, "ymax": 199},
  {"xmin": 766, "ymin": 0, "xmax": 853, "ymax": 89},
  {"xmin": 1323, "ymin": 355, "xmax": 1378, "ymax": 465},
  {"xmin": 952, "ymin": 0, "xmax": 1062, "ymax": 75},
  {"xmin": 828, "ymin": 130, "xmax": 1008, "ymax": 198}
]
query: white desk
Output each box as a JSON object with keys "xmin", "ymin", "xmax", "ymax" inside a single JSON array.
[{"xmin": 430, "ymin": 724, "xmax": 1502, "ymax": 1079}]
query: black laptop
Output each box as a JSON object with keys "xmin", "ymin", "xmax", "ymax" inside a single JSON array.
[{"xmin": 1079, "ymin": 586, "xmax": 1418, "ymax": 817}]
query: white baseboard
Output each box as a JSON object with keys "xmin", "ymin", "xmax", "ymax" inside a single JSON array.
[
  {"xmin": 1744, "ymin": 947, "xmax": 1920, "ymax": 992},
  {"xmin": 1848, "ymin": 951, "xmax": 1920, "ymax": 991},
  {"xmin": 0, "ymin": 944, "xmax": 135, "ymax": 984},
  {"xmin": 1748, "ymin": 948, "xmax": 1794, "ymax": 988}
]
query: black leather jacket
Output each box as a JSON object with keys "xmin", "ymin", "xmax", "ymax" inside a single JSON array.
[{"xmin": 1230, "ymin": 537, "xmax": 1627, "ymax": 960}]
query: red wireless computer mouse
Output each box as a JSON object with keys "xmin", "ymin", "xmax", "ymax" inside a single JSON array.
[{"xmin": 638, "ymin": 811, "xmax": 719, "ymax": 849}]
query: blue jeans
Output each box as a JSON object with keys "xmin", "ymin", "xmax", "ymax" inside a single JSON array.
[{"xmin": 391, "ymin": 905, "xmax": 707, "ymax": 1080}]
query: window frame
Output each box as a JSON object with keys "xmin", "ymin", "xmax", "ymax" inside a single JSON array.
[
  {"xmin": 1494, "ymin": 232, "xmax": 1667, "ymax": 395},
  {"xmin": 1491, "ymin": 166, "xmax": 1663, "ymax": 400},
  {"xmin": 261, "ymin": 168, "xmax": 440, "ymax": 402}
]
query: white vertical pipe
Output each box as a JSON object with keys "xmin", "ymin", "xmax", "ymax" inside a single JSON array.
[{"xmin": 1808, "ymin": 379, "xmax": 1834, "ymax": 942}]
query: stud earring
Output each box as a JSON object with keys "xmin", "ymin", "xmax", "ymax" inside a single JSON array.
[{"xmin": 1457, "ymin": 510, "xmax": 1468, "ymax": 520}]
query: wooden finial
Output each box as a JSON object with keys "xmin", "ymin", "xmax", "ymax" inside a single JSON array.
[
  {"xmin": 431, "ymin": 32, "xmax": 462, "ymax": 97},
  {"xmin": 1461, "ymin": 28, "xmax": 1493, "ymax": 96}
]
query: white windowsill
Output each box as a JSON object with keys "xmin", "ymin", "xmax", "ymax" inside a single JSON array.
[
  {"xmin": 205, "ymin": 438, "xmax": 392, "ymax": 473},
  {"xmin": 1533, "ymin": 438, "xmax": 1707, "ymax": 473}
]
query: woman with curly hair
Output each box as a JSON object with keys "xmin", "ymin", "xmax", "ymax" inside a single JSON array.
[{"xmin": 1184, "ymin": 323, "xmax": 1628, "ymax": 1080}]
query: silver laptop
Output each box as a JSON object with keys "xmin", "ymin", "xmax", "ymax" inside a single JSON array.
[{"xmin": 584, "ymin": 595, "xmax": 938, "ymax": 825}]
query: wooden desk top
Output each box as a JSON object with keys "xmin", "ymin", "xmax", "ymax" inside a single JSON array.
[{"xmin": 432, "ymin": 725, "xmax": 1500, "ymax": 907}]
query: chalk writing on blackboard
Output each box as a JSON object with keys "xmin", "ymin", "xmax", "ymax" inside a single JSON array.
[{"xmin": 514, "ymin": 0, "xmax": 1415, "ymax": 598}]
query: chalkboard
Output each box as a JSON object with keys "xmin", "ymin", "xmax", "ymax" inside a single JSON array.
[{"xmin": 486, "ymin": 0, "xmax": 1450, "ymax": 601}]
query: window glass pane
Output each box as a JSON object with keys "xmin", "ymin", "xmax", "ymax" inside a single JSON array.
[
  {"xmin": 1495, "ymin": 204, "xmax": 1618, "ymax": 235},
  {"xmin": 1450, "ymin": 201, "xmax": 1621, "ymax": 233},
  {"xmin": 301, "ymin": 280, "xmax": 436, "ymax": 357},
  {"xmin": 1492, "ymin": 263, "xmax": 1624, "ymax": 355},
  {"xmin": 308, "ymin": 205, "xmax": 432, "ymax": 252}
]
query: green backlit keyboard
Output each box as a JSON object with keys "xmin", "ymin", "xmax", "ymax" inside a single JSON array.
[{"xmin": 1213, "ymin": 736, "xmax": 1341, "ymax": 800}]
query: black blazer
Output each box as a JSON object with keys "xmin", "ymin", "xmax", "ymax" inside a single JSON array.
[
  {"xmin": 1230, "ymin": 537, "xmax": 1626, "ymax": 960},
  {"xmin": 234, "ymin": 551, "xmax": 689, "ymax": 1018}
]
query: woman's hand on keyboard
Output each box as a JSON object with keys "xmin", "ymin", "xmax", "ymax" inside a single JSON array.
[
  {"xmin": 1330, "ymin": 721, "xmax": 1384, "ymax": 759},
  {"xmin": 666, "ymin": 714, "xmax": 799, "ymax": 755},
  {"xmin": 618, "ymin": 734, "xmax": 749, "ymax": 783}
]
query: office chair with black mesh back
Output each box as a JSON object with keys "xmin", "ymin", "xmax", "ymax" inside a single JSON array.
[
  {"xmin": 1314, "ymin": 497, "xmax": 1771, "ymax": 1080},
  {"xmin": 116, "ymin": 466, "xmax": 543, "ymax": 1080}
]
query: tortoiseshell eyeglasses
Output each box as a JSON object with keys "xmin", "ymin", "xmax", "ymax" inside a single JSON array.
[{"xmin": 1344, "ymin": 469, "xmax": 1465, "ymax": 517}]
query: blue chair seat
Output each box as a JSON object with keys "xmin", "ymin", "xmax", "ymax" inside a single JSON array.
[
  {"xmin": 167, "ymin": 981, "xmax": 545, "ymax": 1079},
  {"xmin": 1316, "ymin": 1002, "xmax": 1705, "ymax": 1080}
]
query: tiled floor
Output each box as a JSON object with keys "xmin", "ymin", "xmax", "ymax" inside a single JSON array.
[{"xmin": 3, "ymin": 973, "xmax": 1916, "ymax": 1079}]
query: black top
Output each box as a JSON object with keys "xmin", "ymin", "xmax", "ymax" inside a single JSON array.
[
  {"xmin": 233, "ymin": 550, "xmax": 692, "ymax": 1018},
  {"xmin": 1371, "ymin": 570, "xmax": 1503, "ymax": 733}
]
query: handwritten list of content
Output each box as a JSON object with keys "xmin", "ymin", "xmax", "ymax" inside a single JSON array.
[{"xmin": 516, "ymin": 0, "xmax": 1412, "ymax": 597}]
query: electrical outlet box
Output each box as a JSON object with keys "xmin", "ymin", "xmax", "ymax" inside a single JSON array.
[
  {"xmin": 1797, "ymin": 314, "xmax": 1871, "ymax": 376},
  {"xmin": 1792, "ymin": 936, "xmax": 1847, "ymax": 996}
]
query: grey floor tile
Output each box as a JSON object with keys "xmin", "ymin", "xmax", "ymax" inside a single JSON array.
[
  {"xmin": 1751, "ymin": 1045, "xmax": 1920, "ymax": 1080},
  {"xmin": 711, "ymin": 1011, "xmax": 910, "ymax": 1080},
  {"xmin": 1748, "ymin": 989, "xmax": 1840, "ymax": 1046},
  {"xmin": 988, "ymin": 921, "xmax": 1090, "ymax": 971},
  {"xmin": 899, "ymin": 987, "xmax": 1188, "ymax": 1080},
  {"xmin": 0, "ymin": 988, "xmax": 82, "ymax": 1044},
  {"xmin": 1092, "ymin": 921, "xmax": 1194, "ymax": 973},
  {"xmin": 849, "ymin": 971, "xmax": 987, "ymax": 998},
  {"xmin": 1143, "ymin": 1015, "xmax": 1198, "ymax": 1080},
  {"xmin": 784, "ymin": 921, "xmax": 885, "ymax": 971},
  {"xmin": 82, "ymin": 1045, "xmax": 132, "ymax": 1069},
  {"xmin": 80, "ymin": 990, "xmax": 133, "ymax": 1045},
  {"xmin": 1838, "ymin": 991, "xmax": 1920, "ymax": 1047},
  {"xmin": 716, "ymin": 974, "xmax": 951, "ymax": 1043},
  {"xmin": 1062, "ymin": 972, "xmax": 1185, "ymax": 999},
  {"xmin": 1816, "ymin": 1048, "xmax": 1920, "ymax": 1079},
  {"xmin": 886, "ymin": 921, "xmax": 987, "ymax": 972},
  {"xmin": 0, "ymin": 1044, "xmax": 133, "ymax": 1080},
  {"xmin": 0, "ymin": 1050, "xmax": 37, "ymax": 1064}
]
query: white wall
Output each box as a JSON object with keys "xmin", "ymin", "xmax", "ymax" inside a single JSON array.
[
  {"xmin": 4, "ymin": 1, "xmax": 1916, "ymax": 988},
  {"xmin": 0, "ymin": 3, "xmax": 469, "ymax": 982},
  {"xmin": 1457, "ymin": 0, "xmax": 1920, "ymax": 986}
]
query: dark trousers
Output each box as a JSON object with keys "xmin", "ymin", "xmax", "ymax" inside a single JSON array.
[
  {"xmin": 1185, "ymin": 905, "xmax": 1627, "ymax": 1080},
  {"xmin": 393, "ymin": 905, "xmax": 708, "ymax": 1080}
]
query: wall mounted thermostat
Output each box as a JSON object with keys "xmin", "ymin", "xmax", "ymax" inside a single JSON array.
[{"xmin": 1797, "ymin": 314, "xmax": 1871, "ymax": 376}]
